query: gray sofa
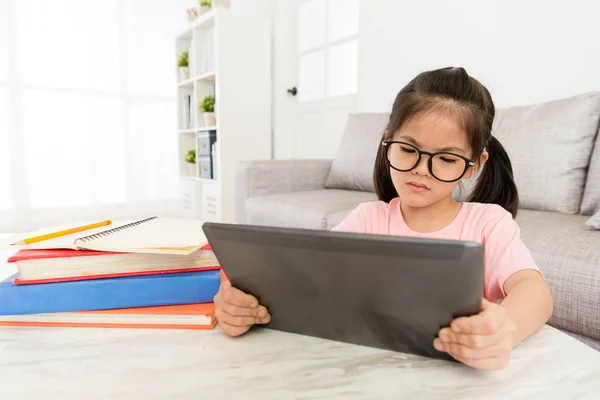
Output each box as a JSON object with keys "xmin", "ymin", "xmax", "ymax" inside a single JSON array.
[{"xmin": 236, "ymin": 92, "xmax": 600, "ymax": 351}]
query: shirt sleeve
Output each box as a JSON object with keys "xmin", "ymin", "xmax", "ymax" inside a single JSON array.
[
  {"xmin": 483, "ymin": 209, "xmax": 544, "ymax": 302},
  {"xmin": 331, "ymin": 205, "xmax": 367, "ymax": 233}
]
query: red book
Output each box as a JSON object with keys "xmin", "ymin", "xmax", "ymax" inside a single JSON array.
[{"xmin": 7, "ymin": 245, "xmax": 220, "ymax": 285}]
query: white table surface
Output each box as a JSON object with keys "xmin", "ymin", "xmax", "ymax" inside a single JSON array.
[{"xmin": 1, "ymin": 246, "xmax": 600, "ymax": 400}]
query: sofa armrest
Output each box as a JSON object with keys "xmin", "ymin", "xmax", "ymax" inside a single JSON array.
[{"xmin": 235, "ymin": 159, "xmax": 333, "ymax": 223}]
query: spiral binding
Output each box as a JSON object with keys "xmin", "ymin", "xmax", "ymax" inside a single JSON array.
[{"xmin": 75, "ymin": 216, "xmax": 158, "ymax": 244}]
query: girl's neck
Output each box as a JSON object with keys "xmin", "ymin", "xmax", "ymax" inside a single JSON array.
[{"xmin": 400, "ymin": 196, "xmax": 463, "ymax": 233}]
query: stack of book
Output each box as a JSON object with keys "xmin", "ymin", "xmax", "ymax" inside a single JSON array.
[{"xmin": 0, "ymin": 217, "xmax": 222, "ymax": 330}]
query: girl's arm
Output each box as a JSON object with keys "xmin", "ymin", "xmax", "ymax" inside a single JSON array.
[{"xmin": 501, "ymin": 269, "xmax": 553, "ymax": 346}]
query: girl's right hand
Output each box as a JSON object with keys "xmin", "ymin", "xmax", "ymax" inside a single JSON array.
[{"xmin": 213, "ymin": 280, "xmax": 271, "ymax": 337}]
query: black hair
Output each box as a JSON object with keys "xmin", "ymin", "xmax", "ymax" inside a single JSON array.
[{"xmin": 373, "ymin": 67, "xmax": 519, "ymax": 217}]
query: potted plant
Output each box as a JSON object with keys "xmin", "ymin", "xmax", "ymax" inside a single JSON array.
[
  {"xmin": 178, "ymin": 51, "xmax": 189, "ymax": 81},
  {"xmin": 199, "ymin": 94, "xmax": 216, "ymax": 126},
  {"xmin": 186, "ymin": 7, "xmax": 199, "ymax": 22},
  {"xmin": 199, "ymin": 0, "xmax": 212, "ymax": 15},
  {"xmin": 185, "ymin": 148, "xmax": 196, "ymax": 175}
]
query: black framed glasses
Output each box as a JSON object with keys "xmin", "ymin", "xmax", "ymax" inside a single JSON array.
[{"xmin": 382, "ymin": 140, "xmax": 474, "ymax": 183}]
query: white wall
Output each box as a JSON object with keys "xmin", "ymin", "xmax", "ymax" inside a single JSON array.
[{"xmin": 357, "ymin": 0, "xmax": 600, "ymax": 112}]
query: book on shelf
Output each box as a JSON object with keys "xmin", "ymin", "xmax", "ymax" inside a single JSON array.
[
  {"xmin": 0, "ymin": 302, "xmax": 217, "ymax": 330},
  {"xmin": 211, "ymin": 141, "xmax": 217, "ymax": 179},
  {"xmin": 4, "ymin": 216, "xmax": 211, "ymax": 256},
  {"xmin": 180, "ymin": 94, "xmax": 192, "ymax": 129}
]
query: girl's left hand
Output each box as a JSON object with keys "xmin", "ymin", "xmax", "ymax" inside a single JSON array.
[{"xmin": 433, "ymin": 298, "xmax": 517, "ymax": 370}]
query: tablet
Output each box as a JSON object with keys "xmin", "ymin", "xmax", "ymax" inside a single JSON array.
[{"xmin": 202, "ymin": 222, "xmax": 484, "ymax": 361}]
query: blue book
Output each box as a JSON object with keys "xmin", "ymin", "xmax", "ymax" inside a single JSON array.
[{"xmin": 0, "ymin": 270, "xmax": 220, "ymax": 315}]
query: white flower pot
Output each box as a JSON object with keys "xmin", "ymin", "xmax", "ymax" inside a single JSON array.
[
  {"xmin": 199, "ymin": 5, "xmax": 211, "ymax": 15},
  {"xmin": 187, "ymin": 163, "xmax": 197, "ymax": 176},
  {"xmin": 178, "ymin": 67, "xmax": 190, "ymax": 81},
  {"xmin": 203, "ymin": 112, "xmax": 216, "ymax": 126}
]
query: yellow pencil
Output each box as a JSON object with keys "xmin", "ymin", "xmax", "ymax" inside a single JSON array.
[{"xmin": 12, "ymin": 220, "xmax": 113, "ymax": 245}]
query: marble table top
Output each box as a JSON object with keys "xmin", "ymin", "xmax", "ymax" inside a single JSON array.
[
  {"xmin": 0, "ymin": 322, "xmax": 599, "ymax": 400},
  {"xmin": 1, "ymin": 247, "xmax": 600, "ymax": 399}
]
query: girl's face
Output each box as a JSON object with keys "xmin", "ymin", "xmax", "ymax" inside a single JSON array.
[{"xmin": 387, "ymin": 112, "xmax": 487, "ymax": 208}]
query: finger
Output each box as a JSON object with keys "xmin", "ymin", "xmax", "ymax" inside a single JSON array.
[
  {"xmin": 449, "ymin": 352, "xmax": 510, "ymax": 371},
  {"xmin": 220, "ymin": 303, "xmax": 269, "ymax": 320},
  {"xmin": 451, "ymin": 310, "xmax": 504, "ymax": 335},
  {"xmin": 218, "ymin": 320, "xmax": 251, "ymax": 337},
  {"xmin": 222, "ymin": 302, "xmax": 262, "ymax": 318},
  {"xmin": 434, "ymin": 338, "xmax": 508, "ymax": 360},
  {"xmin": 438, "ymin": 328, "xmax": 500, "ymax": 349},
  {"xmin": 222, "ymin": 283, "xmax": 259, "ymax": 308},
  {"xmin": 217, "ymin": 304, "xmax": 271, "ymax": 324},
  {"xmin": 219, "ymin": 308, "xmax": 258, "ymax": 327}
]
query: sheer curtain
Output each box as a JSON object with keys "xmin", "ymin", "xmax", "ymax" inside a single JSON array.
[{"xmin": 0, "ymin": 0, "xmax": 192, "ymax": 232}]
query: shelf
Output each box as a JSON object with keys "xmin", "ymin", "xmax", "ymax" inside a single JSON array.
[
  {"xmin": 177, "ymin": 72, "xmax": 215, "ymax": 88},
  {"xmin": 181, "ymin": 175, "xmax": 218, "ymax": 184},
  {"xmin": 195, "ymin": 71, "xmax": 216, "ymax": 82},
  {"xmin": 179, "ymin": 126, "xmax": 217, "ymax": 134},
  {"xmin": 197, "ymin": 125, "xmax": 217, "ymax": 131},
  {"xmin": 177, "ymin": 77, "xmax": 194, "ymax": 87},
  {"xmin": 176, "ymin": 8, "xmax": 271, "ymax": 223}
]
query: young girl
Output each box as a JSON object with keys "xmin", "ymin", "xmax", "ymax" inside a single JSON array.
[{"xmin": 213, "ymin": 67, "xmax": 553, "ymax": 371}]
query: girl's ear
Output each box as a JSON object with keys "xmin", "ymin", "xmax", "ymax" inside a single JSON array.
[{"xmin": 464, "ymin": 150, "xmax": 489, "ymax": 179}]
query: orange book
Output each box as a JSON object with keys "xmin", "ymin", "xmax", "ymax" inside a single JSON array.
[{"xmin": 0, "ymin": 303, "xmax": 217, "ymax": 330}]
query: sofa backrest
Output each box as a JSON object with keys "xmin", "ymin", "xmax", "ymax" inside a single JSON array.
[
  {"xmin": 325, "ymin": 113, "xmax": 389, "ymax": 192},
  {"xmin": 327, "ymin": 93, "xmax": 600, "ymax": 215},
  {"xmin": 580, "ymin": 123, "xmax": 600, "ymax": 216},
  {"xmin": 489, "ymin": 92, "xmax": 600, "ymax": 214}
]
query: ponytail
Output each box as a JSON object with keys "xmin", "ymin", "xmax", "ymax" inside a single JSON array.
[{"xmin": 468, "ymin": 136, "xmax": 519, "ymax": 218}]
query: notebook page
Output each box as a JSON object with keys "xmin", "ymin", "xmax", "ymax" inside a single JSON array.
[
  {"xmin": 4, "ymin": 220, "xmax": 135, "ymax": 250},
  {"xmin": 75, "ymin": 217, "xmax": 208, "ymax": 254}
]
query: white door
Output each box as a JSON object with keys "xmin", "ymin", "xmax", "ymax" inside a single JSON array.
[{"xmin": 273, "ymin": 0, "xmax": 360, "ymax": 160}]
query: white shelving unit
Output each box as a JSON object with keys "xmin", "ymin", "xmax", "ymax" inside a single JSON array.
[{"xmin": 176, "ymin": 8, "xmax": 271, "ymax": 223}]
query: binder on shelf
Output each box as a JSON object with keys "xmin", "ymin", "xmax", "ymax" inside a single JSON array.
[
  {"xmin": 196, "ymin": 131, "xmax": 216, "ymax": 180},
  {"xmin": 187, "ymin": 94, "xmax": 192, "ymax": 128},
  {"xmin": 180, "ymin": 94, "xmax": 192, "ymax": 129},
  {"xmin": 211, "ymin": 142, "xmax": 217, "ymax": 180}
]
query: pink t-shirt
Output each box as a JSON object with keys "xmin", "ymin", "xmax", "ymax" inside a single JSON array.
[{"xmin": 331, "ymin": 197, "xmax": 541, "ymax": 302}]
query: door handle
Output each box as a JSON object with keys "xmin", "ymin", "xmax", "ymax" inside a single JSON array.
[{"xmin": 287, "ymin": 87, "xmax": 298, "ymax": 96}]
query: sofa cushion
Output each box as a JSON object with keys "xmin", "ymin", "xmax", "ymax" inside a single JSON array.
[
  {"xmin": 244, "ymin": 190, "xmax": 377, "ymax": 230},
  {"xmin": 564, "ymin": 331, "xmax": 600, "ymax": 352},
  {"xmin": 327, "ymin": 210, "xmax": 353, "ymax": 230},
  {"xmin": 580, "ymin": 130, "xmax": 600, "ymax": 215},
  {"xmin": 586, "ymin": 210, "xmax": 600, "ymax": 230},
  {"xmin": 325, "ymin": 113, "xmax": 389, "ymax": 192},
  {"xmin": 516, "ymin": 209, "xmax": 600, "ymax": 341},
  {"xmin": 492, "ymin": 92, "xmax": 600, "ymax": 214}
]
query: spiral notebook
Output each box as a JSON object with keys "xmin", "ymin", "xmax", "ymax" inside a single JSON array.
[{"xmin": 5, "ymin": 217, "xmax": 209, "ymax": 256}]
